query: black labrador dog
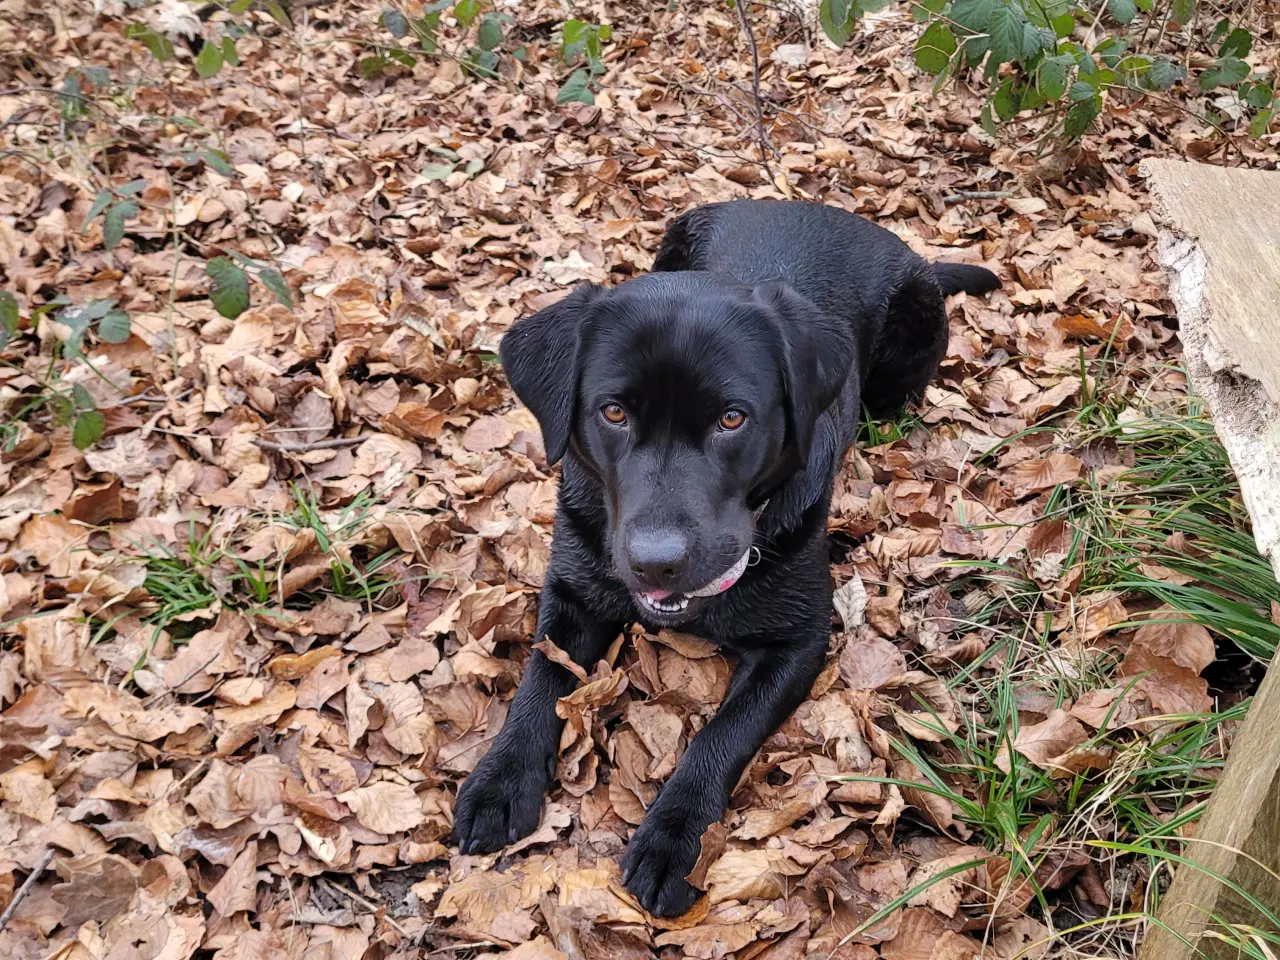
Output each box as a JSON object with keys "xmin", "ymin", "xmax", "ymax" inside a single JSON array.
[{"xmin": 452, "ymin": 199, "xmax": 999, "ymax": 916}]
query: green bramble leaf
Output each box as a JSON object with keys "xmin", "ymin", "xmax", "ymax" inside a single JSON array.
[
  {"xmin": 97, "ymin": 308, "xmax": 132, "ymax": 344},
  {"xmin": 1145, "ymin": 57, "xmax": 1186, "ymax": 91},
  {"xmin": 987, "ymin": 3, "xmax": 1028, "ymax": 64},
  {"xmin": 382, "ymin": 9, "xmax": 410, "ymax": 38},
  {"xmin": 201, "ymin": 149, "xmax": 237, "ymax": 178},
  {"xmin": 562, "ymin": 18, "xmax": 589, "ymax": 60},
  {"xmin": 818, "ymin": 0, "xmax": 857, "ymax": 47},
  {"xmin": 556, "ymin": 69, "xmax": 594, "ymax": 105},
  {"xmin": 0, "ymin": 290, "xmax": 18, "ymax": 348},
  {"xmin": 914, "ymin": 22, "xmax": 957, "ymax": 75},
  {"xmin": 1037, "ymin": 54, "xmax": 1073, "ymax": 100},
  {"xmin": 195, "ymin": 41, "xmax": 224, "ymax": 79},
  {"xmin": 1108, "ymin": 0, "xmax": 1137, "ymax": 24},
  {"xmin": 360, "ymin": 55, "xmax": 392, "ymax": 78},
  {"xmin": 994, "ymin": 78, "xmax": 1019, "ymax": 119},
  {"xmin": 477, "ymin": 15, "xmax": 503, "ymax": 52},
  {"xmin": 950, "ymin": 0, "xmax": 995, "ymax": 34},
  {"xmin": 84, "ymin": 189, "xmax": 113, "ymax": 230},
  {"xmin": 125, "ymin": 24, "xmax": 175, "ymax": 62},
  {"xmin": 206, "ymin": 257, "xmax": 251, "ymax": 319},
  {"xmin": 454, "ymin": 0, "xmax": 481, "ymax": 28},
  {"xmin": 1244, "ymin": 81, "xmax": 1273, "ymax": 109},
  {"xmin": 73, "ymin": 411, "xmax": 105, "ymax": 450},
  {"xmin": 1219, "ymin": 27, "xmax": 1251, "ymax": 59},
  {"xmin": 1064, "ymin": 96, "xmax": 1100, "ymax": 139},
  {"xmin": 259, "ymin": 269, "xmax": 294, "ymax": 309},
  {"xmin": 1069, "ymin": 79, "xmax": 1097, "ymax": 101},
  {"xmin": 421, "ymin": 161, "xmax": 456, "ymax": 181},
  {"xmin": 1200, "ymin": 56, "xmax": 1249, "ymax": 91},
  {"xmin": 104, "ymin": 201, "xmax": 136, "ymax": 250}
]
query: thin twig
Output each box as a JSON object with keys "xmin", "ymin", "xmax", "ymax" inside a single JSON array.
[
  {"xmin": 943, "ymin": 190, "xmax": 1014, "ymax": 203},
  {"xmin": 252, "ymin": 436, "xmax": 367, "ymax": 453},
  {"xmin": 733, "ymin": 0, "xmax": 775, "ymax": 183},
  {"xmin": 428, "ymin": 943, "xmax": 499, "ymax": 955},
  {"xmin": 316, "ymin": 878, "xmax": 409, "ymax": 936},
  {"xmin": 0, "ymin": 848, "xmax": 55, "ymax": 934}
]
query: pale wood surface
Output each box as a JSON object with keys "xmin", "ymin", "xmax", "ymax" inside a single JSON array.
[{"xmin": 1138, "ymin": 158, "xmax": 1280, "ymax": 960}]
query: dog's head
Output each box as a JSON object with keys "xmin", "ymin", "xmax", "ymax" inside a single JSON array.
[{"xmin": 499, "ymin": 272, "xmax": 854, "ymax": 624}]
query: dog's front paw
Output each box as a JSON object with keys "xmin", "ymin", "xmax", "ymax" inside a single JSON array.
[
  {"xmin": 622, "ymin": 792, "xmax": 718, "ymax": 917},
  {"xmin": 452, "ymin": 745, "xmax": 552, "ymax": 855}
]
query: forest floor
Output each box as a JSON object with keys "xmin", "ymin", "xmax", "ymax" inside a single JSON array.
[{"xmin": 2, "ymin": 1, "xmax": 1279, "ymax": 959}]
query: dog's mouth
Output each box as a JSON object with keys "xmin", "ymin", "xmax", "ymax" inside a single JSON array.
[{"xmin": 633, "ymin": 547, "xmax": 753, "ymax": 619}]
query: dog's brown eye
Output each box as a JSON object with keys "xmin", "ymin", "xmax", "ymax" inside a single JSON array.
[
  {"xmin": 602, "ymin": 403, "xmax": 627, "ymax": 425},
  {"xmin": 719, "ymin": 409, "xmax": 746, "ymax": 431}
]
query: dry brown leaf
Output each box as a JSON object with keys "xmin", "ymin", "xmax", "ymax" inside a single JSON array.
[
  {"xmin": 653, "ymin": 902, "xmax": 761, "ymax": 958},
  {"xmin": 839, "ymin": 636, "xmax": 907, "ymax": 690},
  {"xmin": 1069, "ymin": 594, "xmax": 1129, "ymax": 646},
  {"xmin": 337, "ymin": 781, "xmax": 424, "ymax": 834},
  {"xmin": 0, "ymin": 758, "xmax": 57, "ymax": 823},
  {"xmin": 1130, "ymin": 612, "xmax": 1215, "ymax": 673},
  {"xmin": 503, "ymin": 937, "xmax": 569, "ymax": 960},
  {"xmin": 63, "ymin": 686, "xmax": 206, "ymax": 742},
  {"xmin": 1118, "ymin": 645, "xmax": 1213, "ymax": 717},
  {"xmin": 436, "ymin": 854, "xmax": 559, "ymax": 943},
  {"xmin": 51, "ymin": 854, "xmax": 139, "ymax": 927},
  {"xmin": 996, "ymin": 709, "xmax": 1090, "ymax": 774},
  {"xmin": 207, "ymin": 841, "xmax": 261, "ymax": 916},
  {"xmin": 704, "ymin": 849, "xmax": 805, "ymax": 904},
  {"xmin": 687, "ymin": 821, "xmax": 729, "ymax": 891},
  {"xmin": 1006, "ymin": 453, "xmax": 1083, "ymax": 497}
]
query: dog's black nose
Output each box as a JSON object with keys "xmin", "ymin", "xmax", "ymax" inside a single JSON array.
[{"xmin": 627, "ymin": 530, "xmax": 689, "ymax": 588}]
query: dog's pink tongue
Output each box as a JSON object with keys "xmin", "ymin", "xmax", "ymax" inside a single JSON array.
[{"xmin": 643, "ymin": 589, "xmax": 673, "ymax": 601}]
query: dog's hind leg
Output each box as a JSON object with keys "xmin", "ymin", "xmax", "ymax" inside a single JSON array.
[{"xmin": 861, "ymin": 270, "xmax": 949, "ymax": 419}]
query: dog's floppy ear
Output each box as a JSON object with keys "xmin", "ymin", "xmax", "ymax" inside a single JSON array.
[
  {"xmin": 499, "ymin": 283, "xmax": 604, "ymax": 465},
  {"xmin": 754, "ymin": 282, "xmax": 856, "ymax": 467}
]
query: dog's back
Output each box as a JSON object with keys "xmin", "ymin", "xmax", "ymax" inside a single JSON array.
[{"xmin": 653, "ymin": 199, "xmax": 998, "ymax": 417}]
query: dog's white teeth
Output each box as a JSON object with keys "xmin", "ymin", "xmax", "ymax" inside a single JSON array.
[{"xmin": 642, "ymin": 594, "xmax": 689, "ymax": 614}]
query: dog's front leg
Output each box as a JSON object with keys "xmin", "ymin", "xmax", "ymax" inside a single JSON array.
[
  {"xmin": 622, "ymin": 635, "xmax": 828, "ymax": 916},
  {"xmin": 453, "ymin": 585, "xmax": 620, "ymax": 854}
]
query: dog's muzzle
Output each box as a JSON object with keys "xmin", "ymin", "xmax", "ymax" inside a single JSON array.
[{"xmin": 634, "ymin": 501, "xmax": 767, "ymax": 615}]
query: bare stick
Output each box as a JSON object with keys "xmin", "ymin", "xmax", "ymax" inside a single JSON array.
[
  {"xmin": 943, "ymin": 190, "xmax": 1013, "ymax": 203},
  {"xmin": 734, "ymin": 0, "xmax": 775, "ymax": 183},
  {"xmin": 316, "ymin": 878, "xmax": 409, "ymax": 937},
  {"xmin": 0, "ymin": 848, "xmax": 55, "ymax": 934},
  {"xmin": 252, "ymin": 436, "xmax": 367, "ymax": 453}
]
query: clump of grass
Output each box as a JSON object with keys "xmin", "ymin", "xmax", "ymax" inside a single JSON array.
[
  {"xmin": 1067, "ymin": 408, "xmax": 1280, "ymax": 660},
  {"xmin": 854, "ymin": 367, "xmax": 1279, "ymax": 955},
  {"xmin": 835, "ymin": 624, "xmax": 1258, "ymax": 956},
  {"xmin": 275, "ymin": 481, "xmax": 413, "ymax": 607}
]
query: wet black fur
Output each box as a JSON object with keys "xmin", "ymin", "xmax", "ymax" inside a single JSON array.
[{"xmin": 452, "ymin": 200, "xmax": 1000, "ymax": 916}]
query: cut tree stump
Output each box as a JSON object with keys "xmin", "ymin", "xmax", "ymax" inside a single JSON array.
[{"xmin": 1137, "ymin": 158, "xmax": 1280, "ymax": 960}]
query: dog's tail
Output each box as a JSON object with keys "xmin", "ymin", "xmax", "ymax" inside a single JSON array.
[{"xmin": 932, "ymin": 262, "xmax": 1001, "ymax": 297}]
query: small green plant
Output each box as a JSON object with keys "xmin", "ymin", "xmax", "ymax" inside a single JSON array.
[
  {"xmin": 1, "ymin": 292, "xmax": 133, "ymax": 452},
  {"xmin": 817, "ymin": 0, "xmax": 1276, "ymax": 142},
  {"xmin": 557, "ymin": 19, "xmax": 613, "ymax": 105},
  {"xmin": 420, "ymin": 145, "xmax": 487, "ymax": 183},
  {"xmin": 83, "ymin": 179, "xmax": 146, "ymax": 251},
  {"xmin": 366, "ymin": 2, "xmax": 516, "ymax": 80},
  {"xmin": 125, "ymin": 0, "xmax": 290, "ymax": 80},
  {"xmin": 205, "ymin": 252, "xmax": 293, "ymax": 319}
]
